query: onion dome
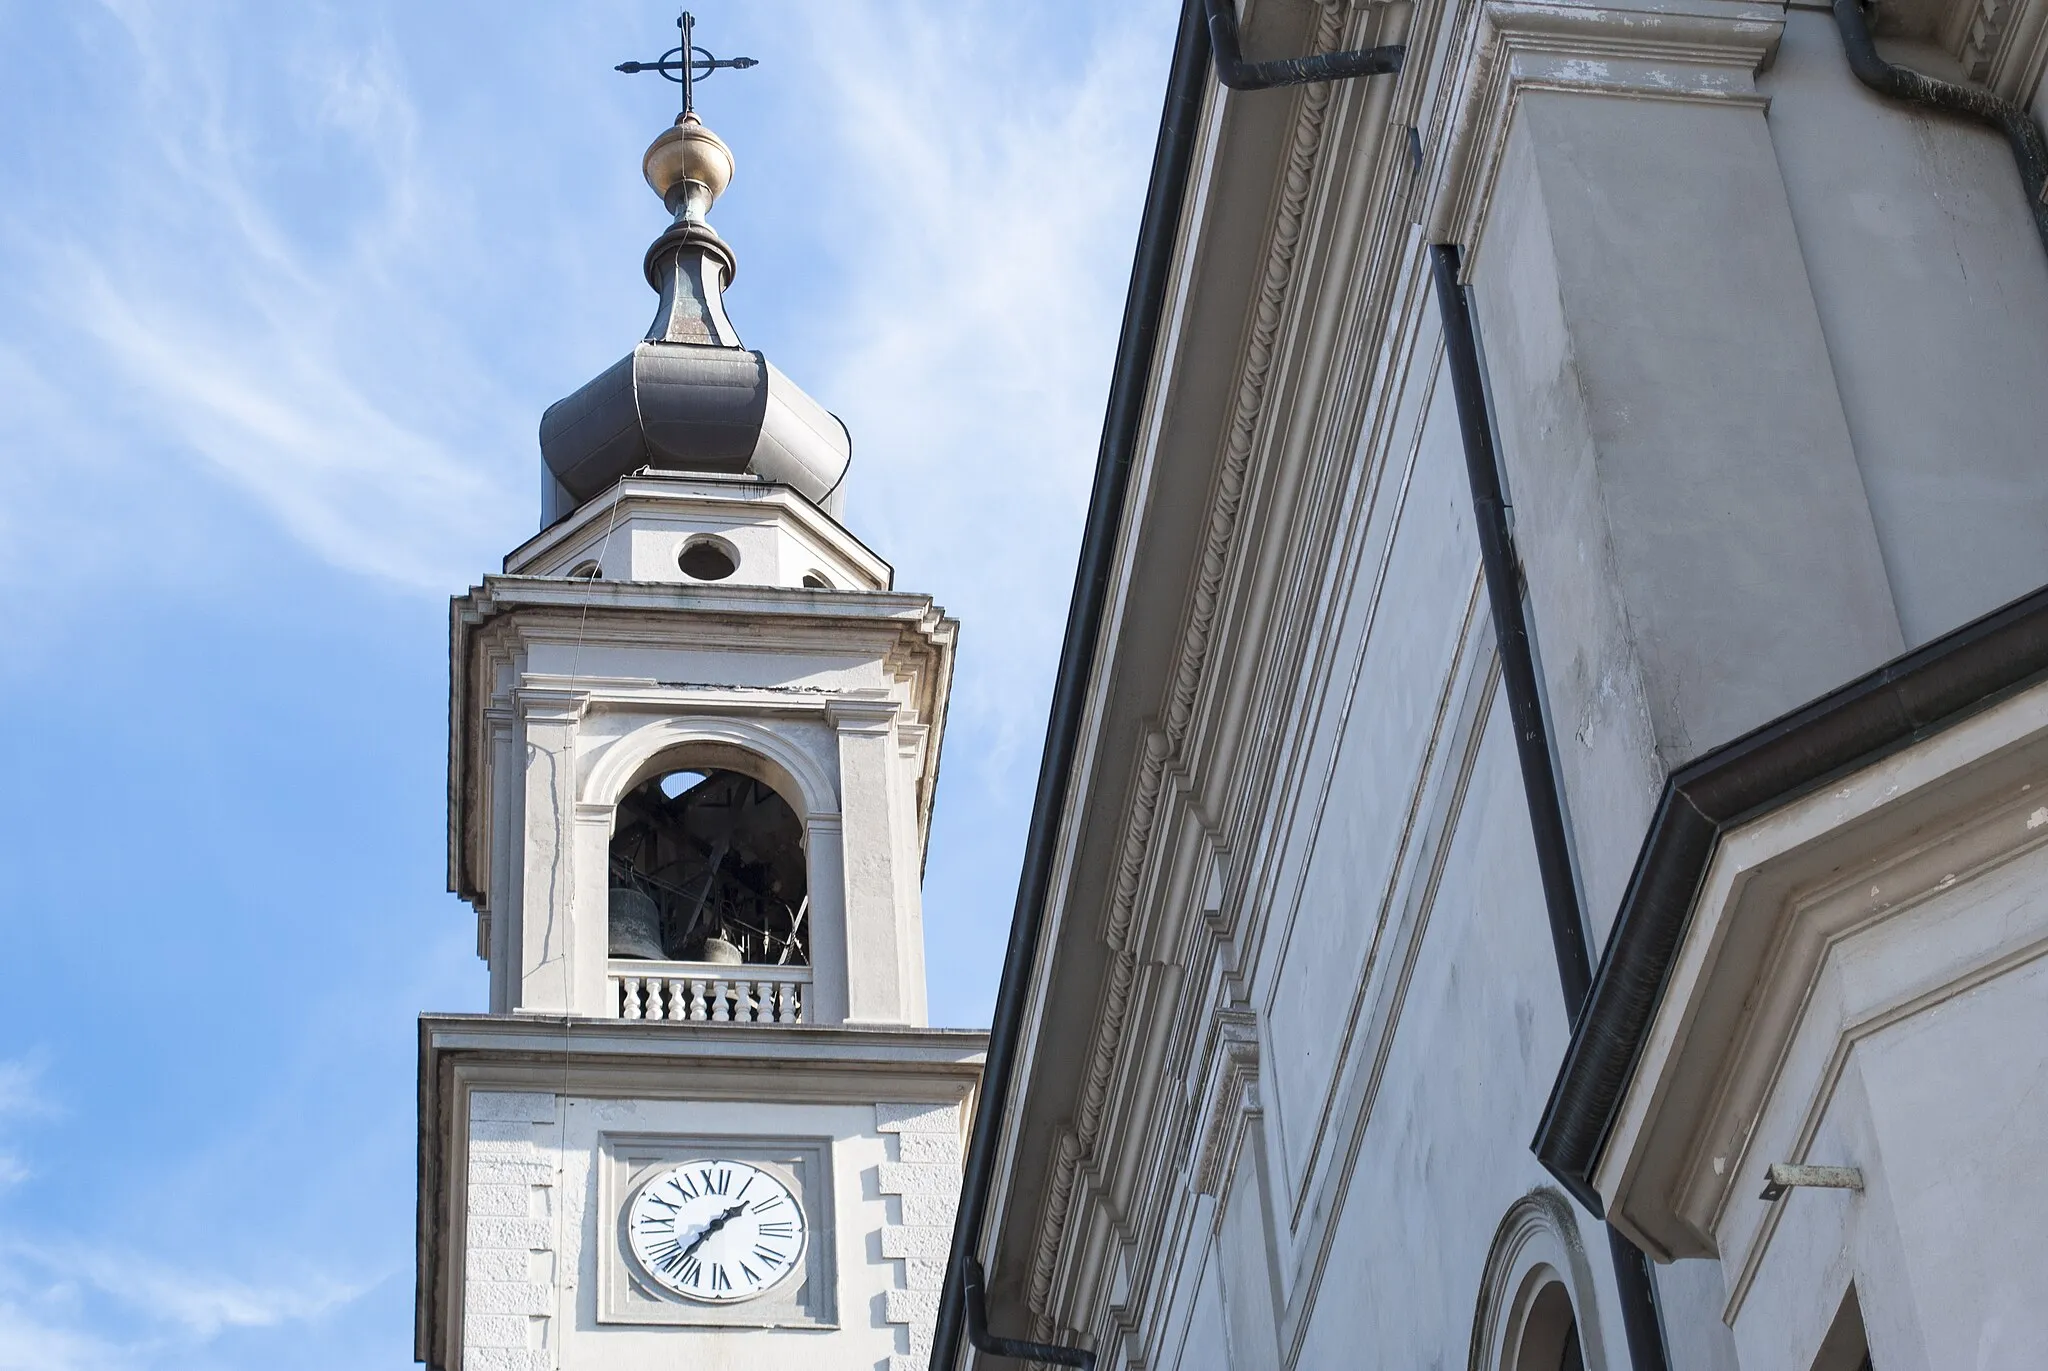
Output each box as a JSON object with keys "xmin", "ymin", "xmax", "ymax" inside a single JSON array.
[{"xmin": 539, "ymin": 113, "xmax": 852, "ymax": 525}]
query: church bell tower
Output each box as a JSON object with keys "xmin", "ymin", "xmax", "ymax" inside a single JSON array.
[{"xmin": 416, "ymin": 22, "xmax": 984, "ymax": 1369}]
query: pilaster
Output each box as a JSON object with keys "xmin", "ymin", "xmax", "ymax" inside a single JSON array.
[
  {"xmin": 570, "ymin": 800, "xmax": 617, "ymax": 1016},
  {"xmin": 804, "ymin": 812, "xmax": 852, "ymax": 1026},
  {"xmin": 830, "ymin": 696, "xmax": 922, "ymax": 1026},
  {"xmin": 1430, "ymin": 0, "xmax": 1906, "ymax": 927},
  {"xmin": 484, "ymin": 701, "xmax": 521, "ymax": 1014},
  {"xmin": 515, "ymin": 688, "xmax": 587, "ymax": 1014},
  {"xmin": 894, "ymin": 722, "xmax": 931, "ymax": 1027}
]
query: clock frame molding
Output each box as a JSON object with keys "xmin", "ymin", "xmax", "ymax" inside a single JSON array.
[{"xmin": 601, "ymin": 1131, "xmax": 837, "ymax": 1329}]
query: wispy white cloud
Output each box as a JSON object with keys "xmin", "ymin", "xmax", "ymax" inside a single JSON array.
[
  {"xmin": 0, "ymin": 5, "xmax": 1175, "ymax": 1363},
  {"xmin": 0, "ymin": 1300, "xmax": 125, "ymax": 1371},
  {"xmin": 0, "ymin": 1061, "xmax": 366, "ymax": 1354},
  {"xmin": 0, "ymin": 1056, "xmax": 53, "ymax": 1190},
  {"xmin": 10, "ymin": 0, "xmax": 1171, "ymax": 633},
  {"xmin": 797, "ymin": 0, "xmax": 1176, "ymax": 783},
  {"xmin": 59, "ymin": 1247, "xmax": 370, "ymax": 1340},
  {"xmin": 0, "ymin": 1241, "xmax": 370, "ymax": 1369},
  {"xmin": 7, "ymin": 1, "xmax": 528, "ymax": 592},
  {"xmin": 0, "ymin": 1058, "xmax": 49, "ymax": 1121},
  {"xmin": 58, "ymin": 257, "xmax": 516, "ymax": 590}
]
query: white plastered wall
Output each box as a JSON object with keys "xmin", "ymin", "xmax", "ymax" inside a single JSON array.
[
  {"xmin": 459, "ymin": 1090, "xmax": 965, "ymax": 1371},
  {"xmin": 1594, "ymin": 684, "xmax": 2048, "ymax": 1371},
  {"xmin": 1711, "ymin": 837, "xmax": 2048, "ymax": 1371}
]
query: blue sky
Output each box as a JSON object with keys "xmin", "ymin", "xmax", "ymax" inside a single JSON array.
[{"xmin": 0, "ymin": 2, "xmax": 1175, "ymax": 1365}]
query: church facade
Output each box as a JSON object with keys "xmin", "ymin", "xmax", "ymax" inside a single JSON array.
[
  {"xmin": 942, "ymin": 2, "xmax": 2048, "ymax": 1370},
  {"xmin": 414, "ymin": 101, "xmax": 981, "ymax": 1371}
]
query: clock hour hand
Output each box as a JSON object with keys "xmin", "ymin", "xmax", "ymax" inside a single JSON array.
[{"xmin": 679, "ymin": 1201, "xmax": 750, "ymax": 1260}]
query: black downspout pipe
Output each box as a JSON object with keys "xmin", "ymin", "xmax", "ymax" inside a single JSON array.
[
  {"xmin": 1428, "ymin": 244, "xmax": 1673, "ymax": 1371},
  {"xmin": 1425, "ymin": 246, "xmax": 1591, "ymax": 1016},
  {"xmin": 1204, "ymin": 0, "xmax": 1404, "ymax": 90},
  {"xmin": 963, "ymin": 1259, "xmax": 1095, "ymax": 1370},
  {"xmin": 1833, "ymin": 0, "xmax": 2048, "ymax": 258}
]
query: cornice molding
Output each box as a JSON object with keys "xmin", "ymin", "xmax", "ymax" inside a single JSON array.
[
  {"xmin": 1955, "ymin": 0, "xmax": 2048, "ymax": 100},
  {"xmin": 1536, "ymin": 582, "xmax": 2048, "ymax": 1220},
  {"xmin": 503, "ymin": 472, "xmax": 895, "ymax": 587},
  {"xmin": 420, "ymin": 1012, "xmax": 986, "ymax": 1065},
  {"xmin": 1165, "ymin": 17, "xmax": 1343, "ymax": 753},
  {"xmin": 1424, "ymin": 0, "xmax": 1783, "ymax": 251},
  {"xmin": 514, "ymin": 686, "xmax": 587, "ymax": 723},
  {"xmin": 1594, "ymin": 686, "xmax": 2048, "ymax": 1274},
  {"xmin": 1026, "ymin": 1128, "xmax": 1085, "ymax": 1321},
  {"xmin": 1189, "ymin": 1010, "xmax": 1263, "ymax": 1199},
  {"xmin": 471, "ymin": 572, "xmax": 947, "ymax": 629},
  {"xmin": 462, "ymin": 595, "xmax": 956, "ymax": 728},
  {"xmin": 1020, "ymin": 3, "xmax": 1347, "ymax": 1330},
  {"xmin": 824, "ymin": 695, "xmax": 901, "ymax": 732},
  {"xmin": 526, "ymin": 680, "xmax": 842, "ymax": 711}
]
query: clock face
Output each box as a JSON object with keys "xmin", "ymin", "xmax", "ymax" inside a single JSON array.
[{"xmin": 626, "ymin": 1159, "xmax": 808, "ymax": 1303}]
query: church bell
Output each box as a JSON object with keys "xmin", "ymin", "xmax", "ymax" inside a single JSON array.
[{"xmin": 607, "ymin": 887, "xmax": 667, "ymax": 960}]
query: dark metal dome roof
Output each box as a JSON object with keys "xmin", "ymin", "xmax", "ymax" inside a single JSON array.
[{"xmin": 538, "ymin": 115, "xmax": 851, "ymax": 526}]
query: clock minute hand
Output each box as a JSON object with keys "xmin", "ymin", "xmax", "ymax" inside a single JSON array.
[{"xmin": 680, "ymin": 1202, "xmax": 750, "ymax": 1260}]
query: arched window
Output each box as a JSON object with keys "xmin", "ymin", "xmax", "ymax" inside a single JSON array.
[
  {"xmin": 1470, "ymin": 1192, "xmax": 1604, "ymax": 1371},
  {"xmin": 1511, "ymin": 1281, "xmax": 1584, "ymax": 1371},
  {"xmin": 606, "ymin": 767, "xmax": 809, "ymax": 967}
]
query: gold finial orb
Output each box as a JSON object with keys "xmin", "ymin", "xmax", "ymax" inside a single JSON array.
[{"xmin": 643, "ymin": 114, "xmax": 735, "ymax": 213}]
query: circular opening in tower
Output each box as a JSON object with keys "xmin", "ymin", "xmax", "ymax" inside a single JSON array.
[
  {"xmin": 608, "ymin": 768, "xmax": 808, "ymax": 967},
  {"xmin": 678, "ymin": 536, "xmax": 738, "ymax": 581}
]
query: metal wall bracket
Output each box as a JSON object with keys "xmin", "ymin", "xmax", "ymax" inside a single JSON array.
[{"xmin": 1760, "ymin": 1163, "xmax": 1865, "ymax": 1202}]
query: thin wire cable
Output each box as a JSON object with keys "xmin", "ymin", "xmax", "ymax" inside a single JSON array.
[
  {"xmin": 558, "ymin": 483, "xmax": 632, "ymax": 1020},
  {"xmin": 565, "ymin": 483, "xmax": 631, "ymax": 690}
]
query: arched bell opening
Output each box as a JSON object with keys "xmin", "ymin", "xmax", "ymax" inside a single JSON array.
[{"xmin": 607, "ymin": 766, "xmax": 810, "ymax": 968}]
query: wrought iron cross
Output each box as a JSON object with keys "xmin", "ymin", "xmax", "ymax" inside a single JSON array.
[{"xmin": 615, "ymin": 10, "xmax": 758, "ymax": 119}]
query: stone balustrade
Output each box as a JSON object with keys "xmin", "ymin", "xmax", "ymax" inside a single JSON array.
[{"xmin": 608, "ymin": 960, "xmax": 810, "ymax": 1024}]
